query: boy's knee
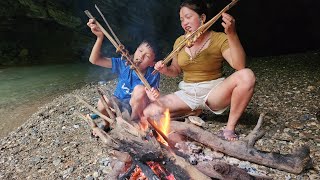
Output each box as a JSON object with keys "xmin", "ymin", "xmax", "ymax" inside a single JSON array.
[
  {"xmin": 97, "ymin": 99, "xmax": 104, "ymax": 111},
  {"xmin": 131, "ymin": 85, "xmax": 147, "ymax": 100},
  {"xmin": 133, "ymin": 85, "xmax": 146, "ymax": 94}
]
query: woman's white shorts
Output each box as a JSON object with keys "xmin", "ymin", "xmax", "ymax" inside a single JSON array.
[{"xmin": 174, "ymin": 78, "xmax": 228, "ymax": 114}]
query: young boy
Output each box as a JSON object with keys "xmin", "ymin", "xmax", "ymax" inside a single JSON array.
[{"xmin": 87, "ymin": 19, "xmax": 160, "ymax": 122}]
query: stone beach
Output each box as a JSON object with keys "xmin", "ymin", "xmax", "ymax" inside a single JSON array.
[{"xmin": 1, "ymin": 52, "xmax": 319, "ymax": 179}]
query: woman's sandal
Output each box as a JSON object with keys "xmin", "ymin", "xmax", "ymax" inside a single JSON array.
[{"xmin": 217, "ymin": 129, "xmax": 239, "ymax": 141}]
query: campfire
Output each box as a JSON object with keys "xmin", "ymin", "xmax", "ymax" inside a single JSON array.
[
  {"xmin": 117, "ymin": 110, "xmax": 176, "ymax": 180},
  {"xmin": 74, "ymin": 88, "xmax": 312, "ymax": 179}
]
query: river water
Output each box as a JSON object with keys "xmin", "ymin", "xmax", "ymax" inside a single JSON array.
[{"xmin": 0, "ymin": 63, "xmax": 114, "ymax": 137}]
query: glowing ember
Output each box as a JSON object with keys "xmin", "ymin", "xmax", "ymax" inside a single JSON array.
[
  {"xmin": 128, "ymin": 161, "xmax": 175, "ymax": 180},
  {"xmin": 129, "ymin": 167, "xmax": 145, "ymax": 180}
]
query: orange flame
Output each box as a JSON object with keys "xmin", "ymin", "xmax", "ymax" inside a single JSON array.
[
  {"xmin": 155, "ymin": 109, "xmax": 171, "ymax": 146},
  {"xmin": 160, "ymin": 109, "xmax": 170, "ymax": 136}
]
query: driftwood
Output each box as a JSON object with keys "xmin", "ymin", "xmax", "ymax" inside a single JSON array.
[
  {"xmin": 169, "ymin": 114, "xmax": 312, "ymax": 174},
  {"xmin": 74, "ymin": 94, "xmax": 275, "ymax": 179},
  {"xmin": 74, "ymin": 89, "xmax": 312, "ymax": 179},
  {"xmin": 75, "ymin": 95, "xmax": 212, "ymax": 179},
  {"xmin": 79, "ymin": 112, "xmax": 264, "ymax": 179},
  {"xmin": 195, "ymin": 161, "xmax": 272, "ymax": 180}
]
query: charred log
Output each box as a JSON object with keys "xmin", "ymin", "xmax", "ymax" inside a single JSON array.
[{"xmin": 169, "ymin": 114, "xmax": 312, "ymax": 174}]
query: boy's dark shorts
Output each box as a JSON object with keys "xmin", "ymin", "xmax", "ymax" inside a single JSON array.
[{"xmin": 113, "ymin": 97, "xmax": 132, "ymax": 114}]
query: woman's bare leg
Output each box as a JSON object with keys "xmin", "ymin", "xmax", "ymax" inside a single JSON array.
[
  {"xmin": 206, "ymin": 68, "xmax": 255, "ymax": 140},
  {"xmin": 143, "ymin": 93, "xmax": 192, "ymax": 120}
]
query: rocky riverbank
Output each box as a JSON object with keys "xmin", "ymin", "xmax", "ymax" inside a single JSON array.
[{"xmin": 1, "ymin": 52, "xmax": 319, "ymax": 179}]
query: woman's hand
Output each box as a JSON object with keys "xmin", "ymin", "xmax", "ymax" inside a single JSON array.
[
  {"xmin": 154, "ymin": 61, "xmax": 167, "ymax": 73},
  {"xmin": 87, "ymin": 19, "xmax": 104, "ymax": 38},
  {"xmin": 145, "ymin": 87, "xmax": 160, "ymax": 102},
  {"xmin": 221, "ymin": 13, "xmax": 236, "ymax": 35}
]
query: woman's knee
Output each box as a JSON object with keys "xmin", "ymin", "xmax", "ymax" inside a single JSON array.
[
  {"xmin": 143, "ymin": 103, "xmax": 165, "ymax": 118},
  {"xmin": 237, "ymin": 68, "xmax": 256, "ymax": 87}
]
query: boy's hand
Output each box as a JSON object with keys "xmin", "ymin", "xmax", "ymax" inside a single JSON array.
[
  {"xmin": 87, "ymin": 19, "xmax": 104, "ymax": 38},
  {"xmin": 145, "ymin": 87, "xmax": 160, "ymax": 102}
]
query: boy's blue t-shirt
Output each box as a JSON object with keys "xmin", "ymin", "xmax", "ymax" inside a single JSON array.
[{"xmin": 111, "ymin": 57, "xmax": 160, "ymax": 100}]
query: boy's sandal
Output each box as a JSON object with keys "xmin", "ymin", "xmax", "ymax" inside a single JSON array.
[
  {"xmin": 217, "ymin": 129, "xmax": 239, "ymax": 141},
  {"xmin": 88, "ymin": 113, "xmax": 100, "ymax": 120}
]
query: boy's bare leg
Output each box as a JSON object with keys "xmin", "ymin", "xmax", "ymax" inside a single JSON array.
[
  {"xmin": 97, "ymin": 95, "xmax": 112, "ymax": 116},
  {"xmin": 130, "ymin": 85, "xmax": 149, "ymax": 121}
]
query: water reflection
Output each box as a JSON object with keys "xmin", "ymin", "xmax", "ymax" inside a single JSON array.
[{"xmin": 0, "ymin": 63, "xmax": 114, "ymax": 137}]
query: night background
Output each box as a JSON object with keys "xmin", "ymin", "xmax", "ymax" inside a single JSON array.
[{"xmin": 0, "ymin": 0, "xmax": 319, "ymax": 66}]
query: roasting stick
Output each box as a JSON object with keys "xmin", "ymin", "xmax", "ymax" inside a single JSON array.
[
  {"xmin": 151, "ymin": 0, "xmax": 239, "ymax": 75},
  {"xmin": 146, "ymin": 118, "xmax": 176, "ymax": 148},
  {"xmin": 94, "ymin": 4, "xmax": 121, "ymax": 46}
]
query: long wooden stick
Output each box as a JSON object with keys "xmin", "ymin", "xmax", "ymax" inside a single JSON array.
[
  {"xmin": 74, "ymin": 95, "xmax": 115, "ymax": 124},
  {"xmin": 146, "ymin": 118, "xmax": 175, "ymax": 148},
  {"xmin": 95, "ymin": 4, "xmax": 121, "ymax": 46},
  {"xmin": 151, "ymin": 0, "xmax": 239, "ymax": 75},
  {"xmin": 97, "ymin": 87, "xmax": 116, "ymax": 119}
]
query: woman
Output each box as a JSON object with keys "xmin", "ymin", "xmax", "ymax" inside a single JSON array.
[{"xmin": 144, "ymin": 0, "xmax": 255, "ymax": 141}]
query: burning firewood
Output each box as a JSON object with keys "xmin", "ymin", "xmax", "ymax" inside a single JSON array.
[
  {"xmin": 75, "ymin": 93, "xmax": 304, "ymax": 179},
  {"xmin": 75, "ymin": 95, "xmax": 214, "ymax": 179}
]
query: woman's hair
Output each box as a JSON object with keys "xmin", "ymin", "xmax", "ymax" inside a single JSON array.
[{"xmin": 180, "ymin": 0, "xmax": 208, "ymax": 17}]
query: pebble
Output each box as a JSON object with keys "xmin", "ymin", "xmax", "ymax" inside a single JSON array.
[
  {"xmin": 93, "ymin": 171, "xmax": 100, "ymax": 178},
  {"xmin": 288, "ymin": 121, "xmax": 305, "ymax": 129},
  {"xmin": 53, "ymin": 159, "xmax": 61, "ymax": 166}
]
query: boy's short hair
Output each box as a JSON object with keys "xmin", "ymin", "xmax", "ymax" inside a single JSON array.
[{"xmin": 140, "ymin": 38, "xmax": 160, "ymax": 62}]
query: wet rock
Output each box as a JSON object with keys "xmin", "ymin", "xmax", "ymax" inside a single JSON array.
[
  {"xmin": 288, "ymin": 121, "xmax": 304, "ymax": 129},
  {"xmin": 92, "ymin": 171, "xmax": 100, "ymax": 178},
  {"xmin": 300, "ymin": 114, "xmax": 311, "ymax": 121},
  {"xmin": 316, "ymin": 111, "xmax": 320, "ymax": 121},
  {"xmin": 62, "ymin": 167, "xmax": 74, "ymax": 178},
  {"xmin": 306, "ymin": 86, "xmax": 316, "ymax": 92},
  {"xmin": 85, "ymin": 175, "xmax": 94, "ymax": 180}
]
